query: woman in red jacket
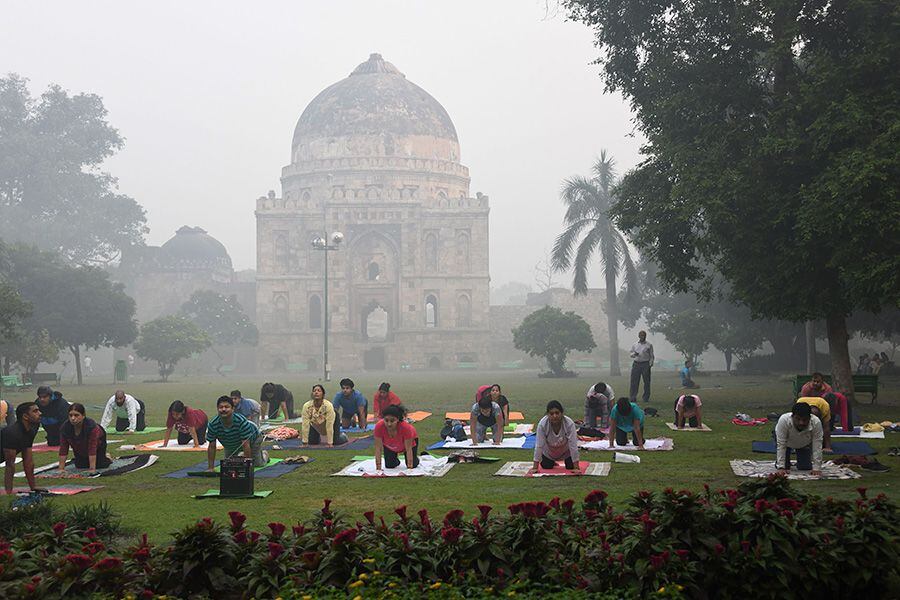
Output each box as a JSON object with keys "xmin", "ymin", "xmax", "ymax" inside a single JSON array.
[{"xmin": 373, "ymin": 382, "xmax": 402, "ymax": 419}]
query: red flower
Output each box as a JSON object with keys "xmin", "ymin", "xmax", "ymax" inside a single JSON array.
[
  {"xmin": 363, "ymin": 511, "xmax": 375, "ymax": 525},
  {"xmin": 741, "ymin": 541, "xmax": 751, "ymax": 554},
  {"xmin": 267, "ymin": 542, "xmax": 285, "ymax": 560},
  {"xmin": 228, "ymin": 511, "xmax": 246, "ymax": 531},
  {"xmin": 132, "ymin": 547, "xmax": 151, "ymax": 563},
  {"xmin": 549, "ymin": 497, "xmax": 561, "ymax": 510},
  {"xmin": 140, "ymin": 590, "xmax": 154, "ymax": 600},
  {"xmin": 508, "ymin": 503, "xmax": 523, "ymax": 515},
  {"xmin": 248, "ymin": 531, "xmax": 260, "ymax": 543},
  {"xmin": 856, "ymin": 487, "xmax": 867, "ymax": 498},
  {"xmin": 835, "ymin": 516, "xmax": 845, "ymax": 531},
  {"xmin": 233, "ymin": 530, "xmax": 248, "ymax": 545},
  {"xmin": 585, "ymin": 509, "xmax": 599, "ymax": 520},
  {"xmin": 83, "ymin": 527, "xmax": 97, "ymax": 540},
  {"xmin": 65, "ymin": 554, "xmax": 93, "ymax": 570},
  {"xmin": 676, "ymin": 549, "xmax": 689, "ymax": 560},
  {"xmin": 561, "ymin": 499, "xmax": 575, "ymax": 513},
  {"xmin": 83, "ymin": 541, "xmax": 106, "ymax": 556},
  {"xmin": 24, "ymin": 584, "xmax": 35, "ymax": 594},
  {"xmin": 268, "ymin": 522, "xmax": 286, "ymax": 538},
  {"xmin": 637, "ymin": 490, "xmax": 652, "ymax": 500},
  {"xmin": 396, "ymin": 532, "xmax": 411, "ymax": 551},
  {"xmin": 301, "ymin": 551, "xmax": 320, "ymax": 568},
  {"xmin": 639, "ymin": 512, "xmax": 657, "ymax": 534},
  {"xmin": 292, "ymin": 524, "xmax": 306, "ymax": 537},
  {"xmin": 94, "ymin": 557, "xmax": 123, "ymax": 571},
  {"xmin": 332, "ymin": 528, "xmax": 359, "ymax": 547},
  {"xmin": 723, "ymin": 501, "xmax": 737, "ymax": 512},
  {"xmin": 198, "ymin": 517, "xmax": 213, "ymax": 529},
  {"xmin": 322, "ymin": 498, "xmax": 333, "ymax": 514},
  {"xmin": 584, "ymin": 489, "xmax": 608, "ymax": 506},
  {"xmin": 394, "ymin": 505, "xmax": 408, "ymax": 521},
  {"xmin": 477, "ymin": 504, "xmax": 492, "ymax": 520},
  {"xmin": 323, "ymin": 519, "xmax": 333, "ymax": 530},
  {"xmin": 754, "ymin": 499, "xmax": 770, "ymax": 512},
  {"xmin": 715, "ymin": 543, "xmax": 725, "ymax": 555},
  {"xmin": 649, "ymin": 552, "xmax": 669, "ymax": 570},
  {"xmin": 443, "ymin": 509, "xmax": 464, "ymax": 526},
  {"xmin": 52, "ymin": 522, "xmax": 67, "ymax": 538},
  {"xmin": 441, "ymin": 527, "xmax": 463, "ymax": 544}
]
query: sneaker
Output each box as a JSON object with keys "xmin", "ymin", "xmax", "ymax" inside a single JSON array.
[{"xmin": 861, "ymin": 460, "xmax": 890, "ymax": 472}]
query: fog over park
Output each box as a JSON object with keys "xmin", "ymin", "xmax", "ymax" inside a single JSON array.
[{"xmin": 1, "ymin": 0, "xmax": 642, "ymax": 287}]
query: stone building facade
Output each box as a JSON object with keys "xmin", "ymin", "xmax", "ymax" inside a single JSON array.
[{"xmin": 255, "ymin": 54, "xmax": 491, "ymax": 372}]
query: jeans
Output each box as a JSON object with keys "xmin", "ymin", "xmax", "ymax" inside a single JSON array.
[
  {"xmin": 629, "ymin": 361, "xmax": 652, "ymax": 403},
  {"xmin": 615, "ymin": 425, "xmax": 644, "ymax": 446},
  {"xmin": 384, "ymin": 440, "xmax": 419, "ymax": 469}
]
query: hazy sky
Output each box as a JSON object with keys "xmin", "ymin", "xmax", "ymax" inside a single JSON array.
[{"xmin": 2, "ymin": 1, "xmax": 643, "ymax": 287}]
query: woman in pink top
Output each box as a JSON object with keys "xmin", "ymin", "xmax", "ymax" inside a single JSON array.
[{"xmin": 374, "ymin": 405, "xmax": 419, "ymax": 471}]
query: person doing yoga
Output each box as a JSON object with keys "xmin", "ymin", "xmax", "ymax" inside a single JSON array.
[
  {"xmin": 529, "ymin": 401, "xmax": 580, "ymax": 475},
  {"xmin": 374, "ymin": 405, "xmax": 419, "ymax": 472}
]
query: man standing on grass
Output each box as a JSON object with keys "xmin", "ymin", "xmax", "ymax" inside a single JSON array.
[
  {"xmin": 2, "ymin": 403, "xmax": 43, "ymax": 495},
  {"xmin": 629, "ymin": 331, "xmax": 654, "ymax": 403},
  {"xmin": 775, "ymin": 402, "xmax": 823, "ymax": 476},
  {"xmin": 207, "ymin": 396, "xmax": 267, "ymax": 470}
]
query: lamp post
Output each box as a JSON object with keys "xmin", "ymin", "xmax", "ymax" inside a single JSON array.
[{"xmin": 311, "ymin": 231, "xmax": 343, "ymax": 381}]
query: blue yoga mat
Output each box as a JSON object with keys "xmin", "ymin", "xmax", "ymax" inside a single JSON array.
[
  {"xmin": 427, "ymin": 434, "xmax": 536, "ymax": 451},
  {"xmin": 341, "ymin": 424, "xmax": 375, "ymax": 433},
  {"xmin": 751, "ymin": 440, "xmax": 876, "ymax": 455},
  {"xmin": 269, "ymin": 436, "xmax": 375, "ymax": 451},
  {"xmin": 162, "ymin": 458, "xmax": 313, "ymax": 479}
]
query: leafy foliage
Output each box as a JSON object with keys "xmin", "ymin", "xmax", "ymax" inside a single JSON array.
[
  {"xmin": 133, "ymin": 315, "xmax": 211, "ymax": 381},
  {"xmin": 512, "ymin": 306, "xmax": 596, "ymax": 376},
  {"xmin": 179, "ymin": 289, "xmax": 258, "ymax": 347},
  {"xmin": 0, "ymin": 74, "xmax": 147, "ymax": 265}
]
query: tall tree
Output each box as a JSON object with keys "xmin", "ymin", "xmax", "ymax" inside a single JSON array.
[
  {"xmin": 0, "ymin": 74, "xmax": 147, "ymax": 265},
  {"xmin": 512, "ymin": 306, "xmax": 596, "ymax": 377},
  {"xmin": 551, "ymin": 151, "xmax": 637, "ymax": 376},
  {"xmin": 5, "ymin": 244, "xmax": 137, "ymax": 383},
  {"xmin": 180, "ymin": 290, "xmax": 258, "ymax": 374},
  {"xmin": 134, "ymin": 315, "xmax": 211, "ymax": 382},
  {"xmin": 567, "ymin": 0, "xmax": 900, "ymax": 403}
]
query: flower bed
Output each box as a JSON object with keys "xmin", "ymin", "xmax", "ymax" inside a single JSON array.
[{"xmin": 0, "ymin": 476, "xmax": 897, "ymax": 599}]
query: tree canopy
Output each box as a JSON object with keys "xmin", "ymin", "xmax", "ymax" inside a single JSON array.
[
  {"xmin": 134, "ymin": 315, "xmax": 211, "ymax": 382},
  {"xmin": 179, "ymin": 290, "xmax": 258, "ymax": 347},
  {"xmin": 512, "ymin": 305, "xmax": 596, "ymax": 376},
  {"xmin": 0, "ymin": 74, "xmax": 147, "ymax": 265},
  {"xmin": 566, "ymin": 0, "xmax": 900, "ymax": 399}
]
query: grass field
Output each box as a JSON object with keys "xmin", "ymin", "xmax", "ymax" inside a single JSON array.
[{"xmin": 2, "ymin": 370, "xmax": 898, "ymax": 542}]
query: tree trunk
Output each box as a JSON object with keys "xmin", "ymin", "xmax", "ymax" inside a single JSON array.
[
  {"xmin": 805, "ymin": 320, "xmax": 816, "ymax": 373},
  {"xmin": 724, "ymin": 350, "xmax": 733, "ymax": 373},
  {"xmin": 71, "ymin": 346, "xmax": 83, "ymax": 385},
  {"xmin": 826, "ymin": 313, "xmax": 856, "ymax": 408},
  {"xmin": 605, "ymin": 269, "xmax": 621, "ymax": 376}
]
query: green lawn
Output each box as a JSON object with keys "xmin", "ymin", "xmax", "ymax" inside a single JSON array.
[{"xmin": 2, "ymin": 371, "xmax": 898, "ymax": 542}]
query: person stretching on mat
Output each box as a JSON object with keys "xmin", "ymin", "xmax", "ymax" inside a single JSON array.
[
  {"xmin": 476, "ymin": 384, "xmax": 510, "ymax": 423},
  {"xmin": 374, "ymin": 405, "xmax": 419, "ymax": 472},
  {"xmin": 609, "ymin": 398, "xmax": 645, "ymax": 450},
  {"xmin": 58, "ymin": 403, "xmax": 111, "ymax": 474},
  {"xmin": 529, "ymin": 401, "xmax": 580, "ymax": 475},
  {"xmin": 674, "ymin": 395, "xmax": 703, "ymax": 429},
  {"xmin": 335, "ymin": 378, "xmax": 368, "ymax": 430},
  {"xmin": 469, "ymin": 394, "xmax": 505, "ymax": 445},
  {"xmin": 799, "ymin": 372, "xmax": 832, "ymax": 398},
  {"xmin": 796, "ymin": 396, "xmax": 833, "ymax": 452},
  {"xmin": 162, "ymin": 401, "xmax": 208, "ymax": 448},
  {"xmin": 230, "ymin": 390, "xmax": 261, "ymax": 426},
  {"xmin": 99, "ymin": 390, "xmax": 146, "ymax": 433},
  {"xmin": 301, "ymin": 385, "xmax": 337, "ymax": 446},
  {"xmin": 372, "ymin": 382, "xmax": 402, "ymax": 419},
  {"xmin": 775, "ymin": 402, "xmax": 823, "ymax": 476},
  {"xmin": 206, "ymin": 396, "xmax": 268, "ymax": 471},
  {"xmin": 260, "ymin": 382, "xmax": 295, "ymax": 421},
  {"xmin": 585, "ymin": 381, "xmax": 615, "ymax": 430},
  {"xmin": 2, "ymin": 402, "xmax": 44, "ymax": 495}
]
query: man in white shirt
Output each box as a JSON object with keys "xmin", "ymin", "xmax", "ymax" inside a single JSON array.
[
  {"xmin": 584, "ymin": 382, "xmax": 615, "ymax": 429},
  {"xmin": 99, "ymin": 390, "xmax": 146, "ymax": 433},
  {"xmin": 629, "ymin": 330, "xmax": 655, "ymax": 403},
  {"xmin": 775, "ymin": 402, "xmax": 823, "ymax": 475}
]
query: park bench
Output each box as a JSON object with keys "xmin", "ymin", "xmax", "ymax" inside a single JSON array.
[
  {"xmin": 792, "ymin": 374, "xmax": 879, "ymax": 403},
  {"xmin": 1, "ymin": 375, "xmax": 26, "ymax": 389},
  {"xmin": 30, "ymin": 372, "xmax": 59, "ymax": 386},
  {"xmin": 574, "ymin": 360, "xmax": 597, "ymax": 369},
  {"xmin": 498, "ymin": 360, "xmax": 523, "ymax": 369},
  {"xmin": 456, "ymin": 362, "xmax": 477, "ymax": 369}
]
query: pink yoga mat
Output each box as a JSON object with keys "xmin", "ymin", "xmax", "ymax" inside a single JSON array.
[
  {"xmin": 530, "ymin": 460, "xmax": 590, "ymax": 477},
  {"xmin": 13, "ymin": 485, "xmax": 103, "ymax": 495}
]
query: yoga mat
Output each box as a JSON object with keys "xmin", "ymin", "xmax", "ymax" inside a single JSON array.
[
  {"xmin": 365, "ymin": 411, "xmax": 433, "ymax": 423},
  {"xmin": 13, "ymin": 485, "xmax": 103, "ymax": 495},
  {"xmin": 194, "ymin": 489, "xmax": 273, "ymax": 499},
  {"xmin": 332, "ymin": 454, "xmax": 455, "ymax": 478},
  {"xmin": 263, "ymin": 417, "xmax": 302, "ymax": 424},
  {"xmin": 665, "ymin": 423, "xmax": 712, "ymax": 431},
  {"xmin": 269, "ymin": 436, "xmax": 374, "ymax": 451},
  {"xmin": 187, "ymin": 458, "xmax": 283, "ymax": 477},
  {"xmin": 464, "ymin": 423, "xmax": 534, "ymax": 435},
  {"xmin": 730, "ymin": 460, "xmax": 860, "ymax": 480},
  {"xmin": 130, "ymin": 439, "xmax": 222, "ymax": 451},
  {"xmin": 24, "ymin": 454, "xmax": 159, "ymax": 478},
  {"xmin": 494, "ymin": 461, "xmax": 611, "ymax": 477},
  {"xmin": 351, "ymin": 455, "xmax": 374, "ymax": 461},
  {"xmin": 445, "ymin": 411, "xmax": 524, "ymax": 421},
  {"xmin": 130, "ymin": 426, "xmax": 168, "ymax": 434},
  {"xmin": 427, "ymin": 436, "xmax": 531, "ymax": 450},
  {"xmin": 164, "ymin": 458, "xmax": 310, "ymax": 479},
  {"xmin": 832, "ymin": 427, "xmax": 884, "ymax": 439},
  {"xmin": 341, "ymin": 424, "xmax": 375, "ymax": 433},
  {"xmin": 30, "ymin": 442, "xmax": 62, "ymax": 453},
  {"xmin": 751, "ymin": 440, "xmax": 876, "ymax": 456},
  {"xmin": 0, "ymin": 457, "xmax": 23, "ymax": 465},
  {"xmin": 578, "ymin": 437, "xmax": 674, "ymax": 451}
]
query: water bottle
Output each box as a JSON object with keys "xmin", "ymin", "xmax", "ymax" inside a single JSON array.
[{"xmin": 613, "ymin": 452, "xmax": 641, "ymax": 464}]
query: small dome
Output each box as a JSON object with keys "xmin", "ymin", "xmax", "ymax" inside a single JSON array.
[
  {"xmin": 160, "ymin": 226, "xmax": 232, "ymax": 270},
  {"xmin": 291, "ymin": 53, "xmax": 459, "ymax": 158}
]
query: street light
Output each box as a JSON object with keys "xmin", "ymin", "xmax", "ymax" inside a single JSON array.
[{"xmin": 311, "ymin": 231, "xmax": 343, "ymax": 381}]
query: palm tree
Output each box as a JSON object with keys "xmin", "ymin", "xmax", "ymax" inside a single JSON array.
[{"xmin": 551, "ymin": 150, "xmax": 637, "ymax": 376}]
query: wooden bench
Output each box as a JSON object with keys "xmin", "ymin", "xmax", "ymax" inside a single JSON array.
[
  {"xmin": 30, "ymin": 372, "xmax": 59, "ymax": 386},
  {"xmin": 792, "ymin": 374, "xmax": 879, "ymax": 403}
]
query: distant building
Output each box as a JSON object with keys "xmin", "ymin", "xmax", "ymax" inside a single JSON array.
[{"xmin": 255, "ymin": 54, "xmax": 491, "ymax": 372}]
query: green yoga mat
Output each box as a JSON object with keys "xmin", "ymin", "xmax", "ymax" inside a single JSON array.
[
  {"xmin": 351, "ymin": 455, "xmax": 374, "ymax": 461},
  {"xmin": 194, "ymin": 489, "xmax": 273, "ymax": 499},
  {"xmin": 132, "ymin": 426, "xmax": 168, "ymax": 434},
  {"xmin": 186, "ymin": 458, "xmax": 283, "ymax": 477}
]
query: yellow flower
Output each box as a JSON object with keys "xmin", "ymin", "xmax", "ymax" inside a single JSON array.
[
  {"xmin": 430, "ymin": 582, "xmax": 442, "ymax": 589},
  {"xmin": 676, "ymin": 584, "xmax": 684, "ymax": 591},
  {"xmin": 485, "ymin": 587, "xmax": 494, "ymax": 593},
  {"xmin": 358, "ymin": 573, "xmax": 368, "ymax": 580},
  {"xmin": 508, "ymin": 593, "xmax": 516, "ymax": 598},
  {"xmin": 349, "ymin": 580, "xmax": 364, "ymax": 588},
  {"xmin": 362, "ymin": 558, "xmax": 376, "ymax": 564},
  {"xmin": 372, "ymin": 570, "xmax": 381, "ymax": 576},
  {"xmin": 388, "ymin": 582, "xmax": 397, "ymax": 588},
  {"xmin": 658, "ymin": 587, "xmax": 666, "ymax": 593},
  {"xmin": 353, "ymin": 596, "xmax": 363, "ymax": 600},
  {"xmin": 303, "ymin": 596, "xmax": 312, "ymax": 600}
]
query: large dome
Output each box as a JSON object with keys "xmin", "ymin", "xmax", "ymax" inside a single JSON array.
[
  {"xmin": 290, "ymin": 54, "xmax": 460, "ymax": 164},
  {"xmin": 160, "ymin": 226, "xmax": 232, "ymax": 271}
]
